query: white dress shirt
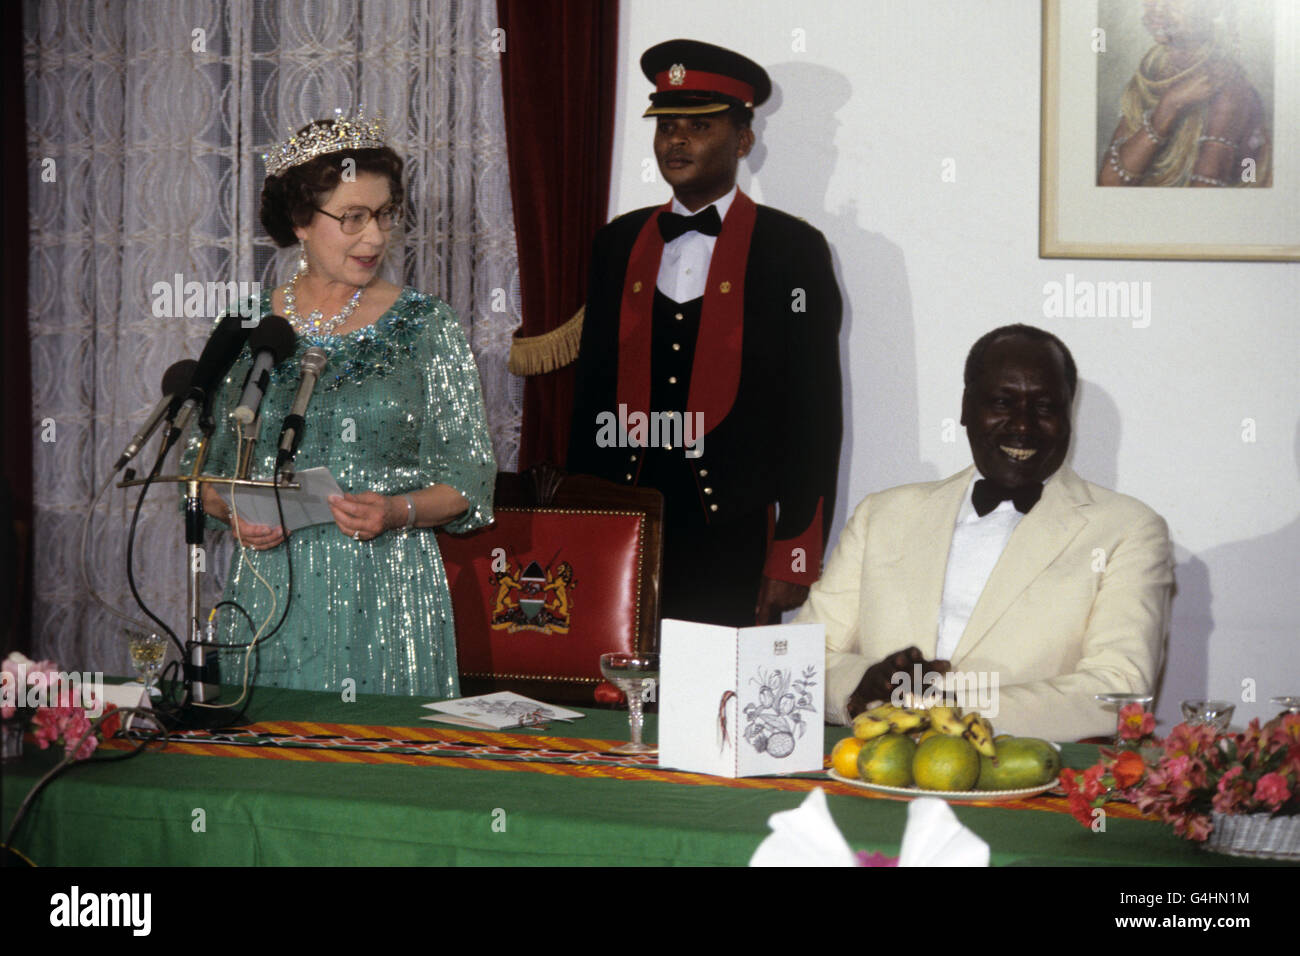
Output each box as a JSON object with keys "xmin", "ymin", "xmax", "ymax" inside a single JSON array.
[
  {"xmin": 656, "ymin": 185, "xmax": 737, "ymax": 304},
  {"xmin": 934, "ymin": 475, "xmax": 1025, "ymax": 661}
]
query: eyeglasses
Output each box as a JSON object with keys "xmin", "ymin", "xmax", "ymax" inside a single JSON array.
[{"xmin": 313, "ymin": 203, "xmax": 402, "ymax": 234}]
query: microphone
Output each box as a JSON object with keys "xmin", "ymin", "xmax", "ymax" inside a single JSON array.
[
  {"xmin": 233, "ymin": 315, "xmax": 296, "ymax": 425},
  {"xmin": 171, "ymin": 312, "xmax": 259, "ymax": 441},
  {"xmin": 276, "ymin": 348, "xmax": 328, "ymax": 474},
  {"xmin": 112, "ymin": 359, "xmax": 198, "ymax": 471}
]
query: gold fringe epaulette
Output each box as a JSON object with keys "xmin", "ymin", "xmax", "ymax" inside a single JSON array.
[{"xmin": 508, "ymin": 307, "xmax": 585, "ymax": 376}]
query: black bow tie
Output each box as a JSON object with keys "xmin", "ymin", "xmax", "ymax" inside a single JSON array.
[
  {"xmin": 972, "ymin": 478, "xmax": 1043, "ymax": 517},
  {"xmin": 658, "ymin": 205, "xmax": 722, "ymax": 242}
]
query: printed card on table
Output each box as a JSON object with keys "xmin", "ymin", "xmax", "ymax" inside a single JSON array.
[
  {"xmin": 422, "ymin": 691, "xmax": 584, "ymax": 730},
  {"xmin": 659, "ymin": 620, "xmax": 825, "ymax": 778}
]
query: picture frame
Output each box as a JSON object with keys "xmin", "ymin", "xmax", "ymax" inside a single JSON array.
[{"xmin": 1040, "ymin": 0, "xmax": 1298, "ymax": 261}]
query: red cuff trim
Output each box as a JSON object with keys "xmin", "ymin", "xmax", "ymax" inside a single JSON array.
[{"xmin": 763, "ymin": 498, "xmax": 824, "ymax": 586}]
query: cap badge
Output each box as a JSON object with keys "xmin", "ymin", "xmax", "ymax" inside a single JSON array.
[{"xmin": 668, "ymin": 63, "xmax": 687, "ymax": 86}]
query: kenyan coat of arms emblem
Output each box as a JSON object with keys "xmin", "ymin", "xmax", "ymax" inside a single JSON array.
[{"xmin": 489, "ymin": 558, "xmax": 576, "ymax": 634}]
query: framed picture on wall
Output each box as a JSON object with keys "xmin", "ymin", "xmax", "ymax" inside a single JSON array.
[{"xmin": 1040, "ymin": 0, "xmax": 1299, "ymax": 260}]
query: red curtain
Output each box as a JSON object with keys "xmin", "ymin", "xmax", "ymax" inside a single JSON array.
[{"xmin": 497, "ymin": 0, "xmax": 619, "ymax": 469}]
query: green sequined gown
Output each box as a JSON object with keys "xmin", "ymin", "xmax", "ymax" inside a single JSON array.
[{"xmin": 182, "ymin": 288, "xmax": 495, "ymax": 698}]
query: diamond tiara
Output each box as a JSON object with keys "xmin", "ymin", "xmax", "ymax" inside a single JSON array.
[{"xmin": 262, "ymin": 107, "xmax": 389, "ymax": 178}]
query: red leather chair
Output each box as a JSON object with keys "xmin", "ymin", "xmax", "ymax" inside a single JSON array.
[{"xmin": 438, "ymin": 465, "xmax": 662, "ymax": 704}]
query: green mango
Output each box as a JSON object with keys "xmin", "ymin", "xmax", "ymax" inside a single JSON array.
[{"xmin": 976, "ymin": 737, "xmax": 1061, "ymax": 790}]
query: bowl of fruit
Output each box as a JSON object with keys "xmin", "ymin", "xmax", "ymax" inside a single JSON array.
[{"xmin": 828, "ymin": 704, "xmax": 1060, "ymax": 802}]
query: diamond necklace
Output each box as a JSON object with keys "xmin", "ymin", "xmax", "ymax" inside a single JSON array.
[{"xmin": 284, "ymin": 264, "xmax": 364, "ymax": 335}]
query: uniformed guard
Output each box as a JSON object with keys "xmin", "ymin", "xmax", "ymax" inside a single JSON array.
[{"xmin": 568, "ymin": 39, "xmax": 843, "ymax": 628}]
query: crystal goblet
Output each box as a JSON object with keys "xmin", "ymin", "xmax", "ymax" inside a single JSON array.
[
  {"xmin": 1180, "ymin": 698, "xmax": 1234, "ymax": 733},
  {"xmin": 600, "ymin": 652, "xmax": 659, "ymax": 755},
  {"xmin": 126, "ymin": 630, "xmax": 166, "ymax": 698}
]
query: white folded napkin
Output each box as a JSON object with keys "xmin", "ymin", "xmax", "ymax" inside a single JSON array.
[
  {"xmin": 749, "ymin": 789, "xmax": 858, "ymax": 866},
  {"xmin": 100, "ymin": 682, "xmax": 159, "ymax": 731},
  {"xmin": 749, "ymin": 790, "xmax": 989, "ymax": 866},
  {"xmin": 898, "ymin": 797, "xmax": 990, "ymax": 866}
]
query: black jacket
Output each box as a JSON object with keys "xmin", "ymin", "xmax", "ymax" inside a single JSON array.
[{"xmin": 568, "ymin": 194, "xmax": 842, "ymax": 584}]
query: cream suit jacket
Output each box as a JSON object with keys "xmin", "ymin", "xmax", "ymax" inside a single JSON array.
[{"xmin": 796, "ymin": 466, "xmax": 1173, "ymax": 741}]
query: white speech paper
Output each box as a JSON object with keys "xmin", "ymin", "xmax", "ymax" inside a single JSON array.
[{"xmin": 215, "ymin": 466, "xmax": 343, "ymax": 532}]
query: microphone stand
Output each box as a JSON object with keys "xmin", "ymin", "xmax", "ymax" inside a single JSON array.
[
  {"xmin": 185, "ymin": 432, "xmax": 215, "ymax": 702},
  {"xmin": 118, "ymin": 430, "xmax": 298, "ymax": 731}
]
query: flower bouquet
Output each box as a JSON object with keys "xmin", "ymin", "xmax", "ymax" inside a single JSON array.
[
  {"xmin": 1062, "ymin": 703, "xmax": 1300, "ymax": 859},
  {"xmin": 1, "ymin": 652, "xmax": 121, "ymax": 762}
]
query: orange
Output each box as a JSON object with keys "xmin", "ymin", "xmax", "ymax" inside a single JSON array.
[
  {"xmin": 857, "ymin": 734, "xmax": 916, "ymax": 787},
  {"xmin": 913, "ymin": 734, "xmax": 980, "ymax": 791},
  {"xmin": 831, "ymin": 736, "xmax": 864, "ymax": 779}
]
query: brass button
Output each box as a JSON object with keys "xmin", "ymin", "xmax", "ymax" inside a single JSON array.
[
  {"xmin": 668, "ymin": 376, "xmax": 677, "ymax": 384},
  {"xmin": 699, "ymin": 469, "xmax": 708, "ymax": 477},
  {"xmin": 703, "ymin": 487, "xmax": 713, "ymax": 495},
  {"xmin": 625, "ymin": 473, "xmax": 633, "ymax": 480},
  {"xmin": 663, "ymin": 443, "xmax": 672, "ymax": 450},
  {"xmin": 672, "ymin": 343, "xmax": 681, "ymax": 351},
  {"xmin": 674, "ymin": 312, "xmax": 683, "ymax": 321},
  {"xmin": 632, "ymin": 281, "xmax": 643, "ymax": 293},
  {"xmin": 719, "ymin": 281, "xmax": 732, "ymax": 294},
  {"xmin": 710, "ymin": 504, "xmax": 718, "ymax": 512}
]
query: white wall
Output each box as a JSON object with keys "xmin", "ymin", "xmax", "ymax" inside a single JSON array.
[{"xmin": 613, "ymin": 0, "xmax": 1299, "ymax": 729}]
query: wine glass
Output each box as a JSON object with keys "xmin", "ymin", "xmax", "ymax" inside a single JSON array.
[
  {"xmin": 126, "ymin": 631, "xmax": 166, "ymax": 698},
  {"xmin": 600, "ymin": 652, "xmax": 659, "ymax": 755},
  {"xmin": 1094, "ymin": 692, "xmax": 1154, "ymax": 747},
  {"xmin": 1180, "ymin": 699, "xmax": 1234, "ymax": 733},
  {"xmin": 1270, "ymin": 696, "xmax": 1300, "ymax": 716}
]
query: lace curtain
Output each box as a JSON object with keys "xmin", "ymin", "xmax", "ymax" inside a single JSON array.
[{"xmin": 25, "ymin": 0, "xmax": 522, "ymax": 673}]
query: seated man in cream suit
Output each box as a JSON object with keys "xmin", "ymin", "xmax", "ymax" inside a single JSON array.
[{"xmin": 797, "ymin": 325, "xmax": 1172, "ymax": 742}]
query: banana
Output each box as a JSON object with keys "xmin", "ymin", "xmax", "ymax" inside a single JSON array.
[
  {"xmin": 886, "ymin": 707, "xmax": 930, "ymax": 734},
  {"xmin": 961, "ymin": 712, "xmax": 997, "ymax": 759},
  {"xmin": 852, "ymin": 713, "xmax": 893, "ymax": 741},
  {"xmin": 863, "ymin": 703, "xmax": 899, "ymax": 720},
  {"xmin": 928, "ymin": 705, "xmax": 967, "ymax": 736}
]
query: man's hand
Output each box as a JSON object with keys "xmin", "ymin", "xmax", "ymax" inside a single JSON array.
[
  {"xmin": 846, "ymin": 647, "xmax": 951, "ymax": 718},
  {"xmin": 754, "ymin": 576, "xmax": 809, "ymax": 625}
]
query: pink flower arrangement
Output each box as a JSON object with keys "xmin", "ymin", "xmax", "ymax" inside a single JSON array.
[
  {"xmin": 1117, "ymin": 702, "xmax": 1155, "ymax": 740},
  {"xmin": 1111, "ymin": 749, "xmax": 1146, "ymax": 789},
  {"xmin": 1, "ymin": 652, "xmax": 60, "ymax": 720},
  {"xmin": 1, "ymin": 651, "xmax": 119, "ymax": 761},
  {"xmin": 31, "ymin": 705, "xmax": 101, "ymax": 760},
  {"xmin": 1254, "ymin": 772, "xmax": 1292, "ymax": 811},
  {"xmin": 1062, "ymin": 708, "xmax": 1300, "ymax": 842}
]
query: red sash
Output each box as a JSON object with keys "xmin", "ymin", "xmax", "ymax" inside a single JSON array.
[{"xmin": 615, "ymin": 191, "xmax": 757, "ymax": 434}]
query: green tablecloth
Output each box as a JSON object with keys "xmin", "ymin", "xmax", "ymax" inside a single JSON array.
[{"xmin": 0, "ymin": 684, "xmax": 1243, "ymax": 866}]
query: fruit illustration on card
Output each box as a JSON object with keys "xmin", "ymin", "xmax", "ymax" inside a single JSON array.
[{"xmin": 742, "ymin": 665, "xmax": 818, "ymax": 758}]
